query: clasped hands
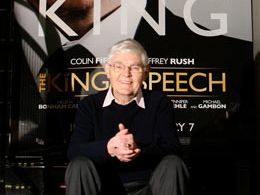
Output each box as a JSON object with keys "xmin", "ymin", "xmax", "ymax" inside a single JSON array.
[{"xmin": 107, "ymin": 123, "xmax": 141, "ymax": 162}]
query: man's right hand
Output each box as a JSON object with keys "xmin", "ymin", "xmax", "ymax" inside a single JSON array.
[{"xmin": 107, "ymin": 123, "xmax": 141, "ymax": 162}]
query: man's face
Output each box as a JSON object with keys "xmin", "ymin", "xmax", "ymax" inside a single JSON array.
[
  {"xmin": 104, "ymin": 52, "xmax": 149, "ymax": 101},
  {"xmin": 28, "ymin": 0, "xmax": 120, "ymax": 38},
  {"xmin": 45, "ymin": 0, "xmax": 94, "ymax": 9}
]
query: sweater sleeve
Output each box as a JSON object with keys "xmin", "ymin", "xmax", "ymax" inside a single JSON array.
[
  {"xmin": 137, "ymin": 93, "xmax": 182, "ymax": 163},
  {"xmin": 67, "ymin": 97, "xmax": 111, "ymax": 164}
]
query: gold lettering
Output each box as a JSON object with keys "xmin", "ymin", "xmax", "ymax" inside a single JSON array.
[
  {"xmin": 176, "ymin": 72, "xmax": 188, "ymax": 92},
  {"xmin": 209, "ymin": 73, "xmax": 226, "ymax": 92},
  {"xmin": 71, "ymin": 72, "xmax": 89, "ymax": 92},
  {"xmin": 48, "ymin": 73, "xmax": 62, "ymax": 92},
  {"xmin": 189, "ymin": 72, "xmax": 207, "ymax": 92},
  {"xmin": 39, "ymin": 73, "xmax": 46, "ymax": 92},
  {"xmin": 64, "ymin": 74, "xmax": 69, "ymax": 92},
  {"xmin": 149, "ymin": 72, "xmax": 161, "ymax": 90},
  {"xmin": 91, "ymin": 71, "xmax": 109, "ymax": 91},
  {"xmin": 163, "ymin": 72, "xmax": 174, "ymax": 91}
]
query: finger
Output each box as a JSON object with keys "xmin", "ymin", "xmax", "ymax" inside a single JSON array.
[
  {"xmin": 118, "ymin": 123, "xmax": 126, "ymax": 131},
  {"xmin": 117, "ymin": 145, "xmax": 133, "ymax": 151},
  {"xmin": 116, "ymin": 128, "xmax": 128, "ymax": 136},
  {"xmin": 123, "ymin": 153, "xmax": 137, "ymax": 159},
  {"xmin": 116, "ymin": 153, "xmax": 132, "ymax": 162},
  {"xmin": 119, "ymin": 157, "xmax": 132, "ymax": 163},
  {"xmin": 117, "ymin": 148, "xmax": 135, "ymax": 155},
  {"xmin": 117, "ymin": 150, "xmax": 141, "ymax": 162},
  {"xmin": 128, "ymin": 149, "xmax": 141, "ymax": 160},
  {"xmin": 122, "ymin": 150, "xmax": 141, "ymax": 160},
  {"xmin": 134, "ymin": 148, "xmax": 141, "ymax": 154},
  {"xmin": 118, "ymin": 153, "xmax": 136, "ymax": 162}
]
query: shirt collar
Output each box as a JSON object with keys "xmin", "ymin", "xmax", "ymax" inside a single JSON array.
[{"xmin": 103, "ymin": 86, "xmax": 145, "ymax": 109}]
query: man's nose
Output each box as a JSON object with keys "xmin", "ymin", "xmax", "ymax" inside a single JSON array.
[{"xmin": 122, "ymin": 66, "xmax": 132, "ymax": 76}]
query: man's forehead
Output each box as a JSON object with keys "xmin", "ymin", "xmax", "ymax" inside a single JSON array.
[
  {"xmin": 111, "ymin": 59, "xmax": 142, "ymax": 67},
  {"xmin": 112, "ymin": 60, "xmax": 141, "ymax": 65},
  {"xmin": 112, "ymin": 51, "xmax": 141, "ymax": 59},
  {"xmin": 29, "ymin": 0, "xmax": 94, "ymax": 9}
]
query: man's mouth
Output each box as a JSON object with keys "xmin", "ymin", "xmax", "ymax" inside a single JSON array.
[{"xmin": 120, "ymin": 80, "xmax": 132, "ymax": 84}]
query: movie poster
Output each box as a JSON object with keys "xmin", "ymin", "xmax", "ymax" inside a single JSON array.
[{"xmin": 12, "ymin": 0, "xmax": 253, "ymax": 173}]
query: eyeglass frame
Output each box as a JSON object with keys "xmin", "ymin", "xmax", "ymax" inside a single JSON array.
[{"xmin": 107, "ymin": 62, "xmax": 147, "ymax": 73}]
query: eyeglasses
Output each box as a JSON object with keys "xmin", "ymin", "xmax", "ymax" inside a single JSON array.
[{"xmin": 108, "ymin": 63, "xmax": 144, "ymax": 73}]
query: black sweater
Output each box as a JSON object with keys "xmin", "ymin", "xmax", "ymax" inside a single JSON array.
[{"xmin": 67, "ymin": 89, "xmax": 181, "ymax": 182}]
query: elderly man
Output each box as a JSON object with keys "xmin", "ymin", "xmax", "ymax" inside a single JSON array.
[{"xmin": 65, "ymin": 39, "xmax": 190, "ymax": 195}]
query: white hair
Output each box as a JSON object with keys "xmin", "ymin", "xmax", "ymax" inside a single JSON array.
[{"xmin": 107, "ymin": 38, "xmax": 149, "ymax": 67}]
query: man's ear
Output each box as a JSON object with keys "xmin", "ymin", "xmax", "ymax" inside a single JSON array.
[{"xmin": 104, "ymin": 63, "xmax": 110, "ymax": 79}]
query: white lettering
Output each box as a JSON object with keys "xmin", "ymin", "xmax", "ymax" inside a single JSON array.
[
  {"xmin": 126, "ymin": 0, "xmax": 166, "ymax": 35},
  {"xmin": 177, "ymin": 123, "xmax": 185, "ymax": 132},
  {"xmin": 183, "ymin": 0, "xmax": 227, "ymax": 36},
  {"xmin": 39, "ymin": 0, "xmax": 78, "ymax": 36},
  {"xmin": 93, "ymin": 0, "xmax": 101, "ymax": 35}
]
